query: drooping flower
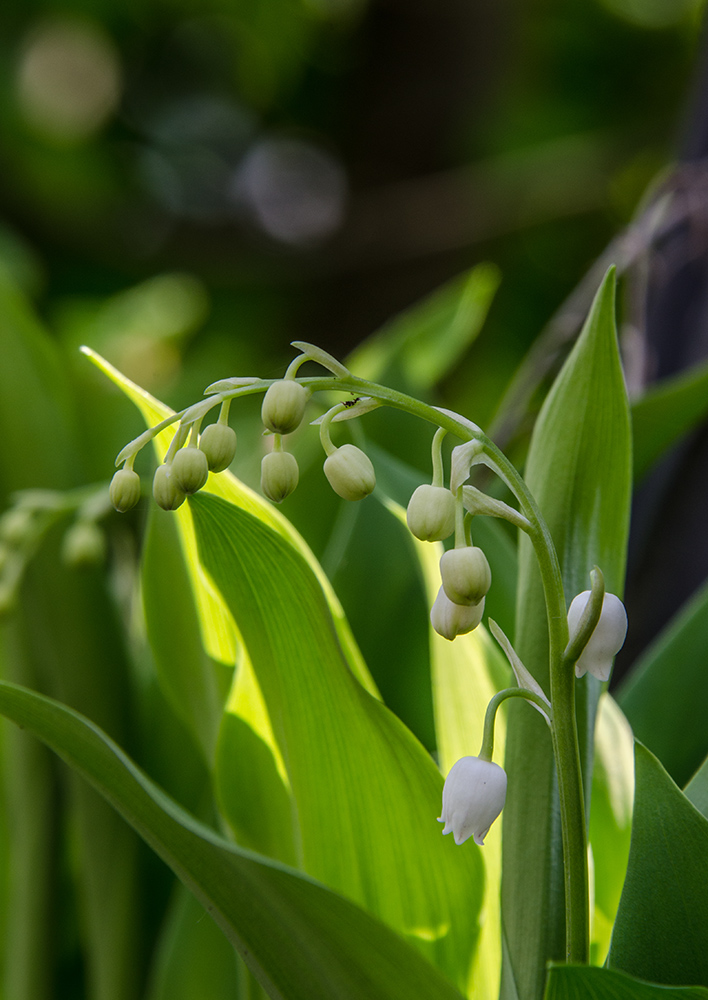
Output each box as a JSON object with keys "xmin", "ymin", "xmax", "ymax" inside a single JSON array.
[
  {"xmin": 567, "ymin": 590, "xmax": 628, "ymax": 681},
  {"xmin": 440, "ymin": 546, "xmax": 491, "ymax": 606},
  {"xmin": 430, "ymin": 586, "xmax": 484, "ymax": 640},
  {"xmin": 406, "ymin": 485, "xmax": 455, "ymax": 542},
  {"xmin": 438, "ymin": 756, "xmax": 507, "ymax": 846}
]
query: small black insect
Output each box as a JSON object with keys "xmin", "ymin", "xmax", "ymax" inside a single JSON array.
[{"xmin": 343, "ymin": 397, "xmax": 361, "ymax": 408}]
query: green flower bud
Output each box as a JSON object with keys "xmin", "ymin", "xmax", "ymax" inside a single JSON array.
[
  {"xmin": 261, "ymin": 451, "xmax": 299, "ymax": 503},
  {"xmin": 62, "ymin": 521, "xmax": 106, "ymax": 568},
  {"xmin": 324, "ymin": 444, "xmax": 376, "ymax": 501},
  {"xmin": 431, "ymin": 587, "xmax": 485, "ymax": 640},
  {"xmin": 109, "ymin": 469, "xmax": 141, "ymax": 512},
  {"xmin": 153, "ymin": 464, "xmax": 186, "ymax": 511},
  {"xmin": 406, "ymin": 485, "xmax": 455, "ymax": 542},
  {"xmin": 261, "ymin": 380, "xmax": 309, "ymax": 435},
  {"xmin": 440, "ymin": 546, "xmax": 491, "ymax": 606},
  {"xmin": 199, "ymin": 423, "xmax": 237, "ymax": 472},
  {"xmin": 0, "ymin": 507, "xmax": 34, "ymax": 546},
  {"xmin": 171, "ymin": 446, "xmax": 209, "ymax": 494}
]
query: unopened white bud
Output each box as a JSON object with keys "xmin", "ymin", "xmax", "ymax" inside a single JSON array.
[
  {"xmin": 62, "ymin": 521, "xmax": 106, "ymax": 568},
  {"xmin": 153, "ymin": 464, "xmax": 186, "ymax": 511},
  {"xmin": 171, "ymin": 446, "xmax": 209, "ymax": 494},
  {"xmin": 110, "ymin": 469, "xmax": 141, "ymax": 512},
  {"xmin": 430, "ymin": 586, "xmax": 484, "ymax": 641},
  {"xmin": 440, "ymin": 547, "xmax": 491, "ymax": 606},
  {"xmin": 199, "ymin": 423, "xmax": 237, "ymax": 472},
  {"xmin": 406, "ymin": 485, "xmax": 455, "ymax": 542},
  {"xmin": 567, "ymin": 590, "xmax": 627, "ymax": 682},
  {"xmin": 324, "ymin": 444, "xmax": 375, "ymax": 501},
  {"xmin": 261, "ymin": 380, "xmax": 309, "ymax": 435},
  {"xmin": 261, "ymin": 451, "xmax": 299, "ymax": 503},
  {"xmin": 0, "ymin": 508, "xmax": 34, "ymax": 546},
  {"xmin": 438, "ymin": 756, "xmax": 507, "ymax": 846}
]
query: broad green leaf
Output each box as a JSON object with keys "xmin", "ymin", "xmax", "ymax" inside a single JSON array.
[
  {"xmin": 617, "ymin": 578, "xmax": 708, "ymax": 787},
  {"xmin": 503, "ymin": 268, "xmax": 632, "ymax": 1000},
  {"xmin": 631, "ymin": 357, "xmax": 708, "ymax": 482},
  {"xmin": 684, "ymin": 752, "xmax": 708, "ymax": 819},
  {"xmin": 608, "ymin": 743, "xmax": 708, "ymax": 988},
  {"xmin": 404, "ymin": 508, "xmax": 509, "ymax": 1000},
  {"xmin": 142, "ymin": 505, "xmax": 233, "ymax": 764},
  {"xmin": 348, "ymin": 263, "xmax": 501, "ymax": 390},
  {"xmin": 145, "ymin": 884, "xmax": 240, "ymax": 1000},
  {"xmin": 545, "ymin": 964, "xmax": 708, "ymax": 1000},
  {"xmin": 0, "ymin": 679, "xmax": 467, "ymax": 1000},
  {"xmin": 190, "ymin": 491, "xmax": 484, "ymax": 989},
  {"xmin": 588, "ymin": 694, "xmax": 634, "ymax": 965},
  {"xmin": 0, "ymin": 271, "xmax": 76, "ymax": 498}
]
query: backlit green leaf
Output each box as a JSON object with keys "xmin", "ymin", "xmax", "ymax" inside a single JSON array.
[{"xmin": 0, "ymin": 679, "xmax": 467, "ymax": 1000}]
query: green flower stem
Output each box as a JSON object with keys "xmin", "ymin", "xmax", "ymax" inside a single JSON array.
[
  {"xmin": 112, "ymin": 366, "xmax": 590, "ymax": 964},
  {"xmin": 479, "ymin": 687, "xmax": 554, "ymax": 763},
  {"xmin": 430, "ymin": 427, "xmax": 447, "ymax": 487}
]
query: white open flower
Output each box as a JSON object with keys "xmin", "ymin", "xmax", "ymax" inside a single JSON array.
[
  {"xmin": 438, "ymin": 756, "xmax": 507, "ymax": 846},
  {"xmin": 567, "ymin": 590, "xmax": 628, "ymax": 681}
]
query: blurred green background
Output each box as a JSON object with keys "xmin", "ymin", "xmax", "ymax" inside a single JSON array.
[{"xmin": 1, "ymin": 0, "xmax": 705, "ymax": 416}]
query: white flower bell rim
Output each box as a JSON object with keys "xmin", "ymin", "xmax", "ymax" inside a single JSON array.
[
  {"xmin": 438, "ymin": 755, "xmax": 507, "ymax": 846},
  {"xmin": 567, "ymin": 590, "xmax": 627, "ymax": 682}
]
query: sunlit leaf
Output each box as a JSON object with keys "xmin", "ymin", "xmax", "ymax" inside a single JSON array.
[
  {"xmin": 190, "ymin": 490, "xmax": 484, "ymax": 988},
  {"xmin": 0, "ymin": 679, "xmax": 467, "ymax": 1000},
  {"xmin": 588, "ymin": 694, "xmax": 633, "ymax": 965}
]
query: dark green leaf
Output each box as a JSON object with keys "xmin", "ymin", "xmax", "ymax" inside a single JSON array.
[
  {"xmin": 617, "ymin": 577, "xmax": 708, "ymax": 787},
  {"xmin": 632, "ymin": 358, "xmax": 708, "ymax": 483},
  {"xmin": 545, "ymin": 964, "xmax": 708, "ymax": 1000},
  {"xmin": 608, "ymin": 743, "xmax": 708, "ymax": 988}
]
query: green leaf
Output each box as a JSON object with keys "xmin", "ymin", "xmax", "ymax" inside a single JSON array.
[
  {"xmin": 545, "ymin": 964, "xmax": 708, "ymax": 1000},
  {"xmin": 503, "ymin": 268, "xmax": 632, "ymax": 1000},
  {"xmin": 588, "ymin": 694, "xmax": 634, "ymax": 965},
  {"xmin": 190, "ymin": 491, "xmax": 484, "ymax": 989},
  {"xmin": 0, "ymin": 678, "xmax": 467, "ymax": 1000},
  {"xmin": 347, "ymin": 263, "xmax": 501, "ymax": 390},
  {"xmin": 631, "ymin": 357, "xmax": 708, "ymax": 482},
  {"xmin": 145, "ymin": 885, "xmax": 241, "ymax": 1000},
  {"xmin": 608, "ymin": 743, "xmax": 708, "ymax": 988},
  {"xmin": 142, "ymin": 505, "xmax": 233, "ymax": 764},
  {"xmin": 684, "ymin": 753, "xmax": 708, "ymax": 819},
  {"xmin": 381, "ymin": 494, "xmax": 510, "ymax": 1000},
  {"xmin": 617, "ymin": 578, "xmax": 708, "ymax": 788}
]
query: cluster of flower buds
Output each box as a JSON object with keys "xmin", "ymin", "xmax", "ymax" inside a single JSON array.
[
  {"xmin": 438, "ymin": 755, "xmax": 507, "ymax": 846},
  {"xmin": 406, "ymin": 433, "xmax": 492, "ymax": 641},
  {"xmin": 0, "ymin": 487, "xmax": 111, "ymax": 615},
  {"xmin": 109, "ymin": 351, "xmax": 382, "ymax": 513}
]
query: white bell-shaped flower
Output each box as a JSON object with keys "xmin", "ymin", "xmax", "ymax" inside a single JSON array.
[
  {"xmin": 567, "ymin": 590, "xmax": 628, "ymax": 681},
  {"xmin": 438, "ymin": 756, "xmax": 507, "ymax": 846},
  {"xmin": 430, "ymin": 587, "xmax": 484, "ymax": 641}
]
